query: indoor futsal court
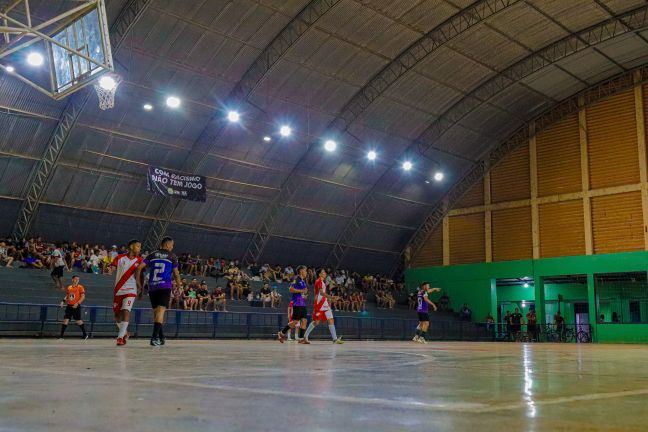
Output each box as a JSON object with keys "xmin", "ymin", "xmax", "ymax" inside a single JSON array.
[{"xmin": 3, "ymin": 0, "xmax": 648, "ymax": 431}]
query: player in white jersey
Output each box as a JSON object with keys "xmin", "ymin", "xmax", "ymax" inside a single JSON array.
[
  {"xmin": 111, "ymin": 240, "xmax": 142, "ymax": 346},
  {"xmin": 303, "ymin": 268, "xmax": 343, "ymax": 344}
]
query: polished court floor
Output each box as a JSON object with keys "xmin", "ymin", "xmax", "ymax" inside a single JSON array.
[{"xmin": 0, "ymin": 339, "xmax": 647, "ymax": 431}]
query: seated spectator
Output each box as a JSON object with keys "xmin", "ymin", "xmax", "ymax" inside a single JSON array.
[
  {"xmin": 408, "ymin": 292, "xmax": 417, "ymax": 310},
  {"xmin": 196, "ymin": 281, "xmax": 210, "ymax": 311},
  {"xmin": 598, "ymin": 314, "xmax": 605, "ymax": 324},
  {"xmin": 183, "ymin": 286, "xmax": 198, "ymax": 310},
  {"xmin": 170, "ymin": 283, "xmax": 183, "ymax": 309},
  {"xmin": 210, "ymin": 286, "xmax": 227, "ymax": 312},
  {"xmin": 260, "ymin": 282, "xmax": 272, "ymax": 308},
  {"xmin": 87, "ymin": 250, "xmax": 100, "ymax": 274},
  {"xmin": 21, "ymin": 251, "xmax": 44, "ymax": 269},
  {"xmin": 612, "ymin": 312, "xmax": 620, "ymax": 323},
  {"xmin": 280, "ymin": 265, "xmax": 292, "ymax": 282},
  {"xmin": 0, "ymin": 241, "xmax": 15, "ymax": 268},
  {"xmin": 270, "ymin": 286, "xmax": 282, "ymax": 308},
  {"xmin": 485, "ymin": 312, "xmax": 495, "ymax": 331},
  {"xmin": 439, "ymin": 292, "xmax": 450, "ymax": 311},
  {"xmin": 460, "ymin": 303, "xmax": 472, "ymax": 321},
  {"xmin": 228, "ymin": 279, "xmax": 241, "ymax": 301},
  {"xmin": 384, "ymin": 292, "xmax": 396, "ymax": 309}
]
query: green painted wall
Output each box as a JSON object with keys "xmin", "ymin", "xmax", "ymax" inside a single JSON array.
[{"xmin": 406, "ymin": 251, "xmax": 648, "ymax": 343}]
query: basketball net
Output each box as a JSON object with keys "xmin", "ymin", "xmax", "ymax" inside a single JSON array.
[{"xmin": 93, "ymin": 75, "xmax": 122, "ymax": 110}]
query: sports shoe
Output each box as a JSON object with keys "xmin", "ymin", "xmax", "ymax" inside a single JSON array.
[
  {"xmin": 159, "ymin": 337, "xmax": 166, "ymax": 346},
  {"xmin": 150, "ymin": 338, "xmax": 162, "ymax": 346},
  {"xmin": 124, "ymin": 332, "xmax": 129, "ymax": 341},
  {"xmin": 333, "ymin": 337, "xmax": 344, "ymax": 344},
  {"xmin": 418, "ymin": 338, "xmax": 427, "ymax": 344},
  {"xmin": 82, "ymin": 335, "xmax": 89, "ymax": 340},
  {"xmin": 277, "ymin": 331, "xmax": 285, "ymax": 343},
  {"xmin": 287, "ymin": 336, "xmax": 293, "ymax": 341},
  {"xmin": 412, "ymin": 336, "xmax": 420, "ymax": 343},
  {"xmin": 116, "ymin": 337, "xmax": 126, "ymax": 346},
  {"xmin": 298, "ymin": 339, "xmax": 310, "ymax": 344}
]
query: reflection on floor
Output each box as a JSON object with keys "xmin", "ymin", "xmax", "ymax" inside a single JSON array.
[{"xmin": 1, "ymin": 340, "xmax": 647, "ymax": 431}]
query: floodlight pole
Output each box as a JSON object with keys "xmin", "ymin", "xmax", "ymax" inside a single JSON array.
[{"xmin": 10, "ymin": 0, "xmax": 153, "ymax": 242}]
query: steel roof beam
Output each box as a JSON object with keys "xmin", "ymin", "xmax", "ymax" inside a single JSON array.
[
  {"xmin": 10, "ymin": 0, "xmax": 153, "ymax": 242},
  {"xmin": 405, "ymin": 63, "xmax": 648, "ymax": 270},
  {"xmin": 142, "ymin": 0, "xmax": 343, "ymax": 252},
  {"xmin": 241, "ymin": 0, "xmax": 522, "ymax": 265},
  {"xmin": 324, "ymin": 5, "xmax": 648, "ymax": 271}
]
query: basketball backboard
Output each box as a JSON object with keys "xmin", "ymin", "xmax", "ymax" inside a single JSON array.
[{"xmin": 0, "ymin": 0, "xmax": 113, "ymax": 100}]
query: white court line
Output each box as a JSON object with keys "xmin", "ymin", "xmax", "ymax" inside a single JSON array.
[{"xmin": 4, "ymin": 364, "xmax": 648, "ymax": 414}]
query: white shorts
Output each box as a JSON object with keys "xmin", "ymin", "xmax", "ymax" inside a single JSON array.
[{"xmin": 113, "ymin": 294, "xmax": 136, "ymax": 314}]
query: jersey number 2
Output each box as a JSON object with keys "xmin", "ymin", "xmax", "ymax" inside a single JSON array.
[{"xmin": 152, "ymin": 262, "xmax": 165, "ymax": 282}]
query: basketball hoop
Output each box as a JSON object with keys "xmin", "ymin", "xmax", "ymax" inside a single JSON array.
[{"xmin": 93, "ymin": 74, "xmax": 122, "ymax": 110}]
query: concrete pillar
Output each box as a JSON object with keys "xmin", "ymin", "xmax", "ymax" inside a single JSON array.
[
  {"xmin": 587, "ymin": 273, "xmax": 597, "ymax": 343},
  {"xmin": 534, "ymin": 275, "xmax": 545, "ymax": 325}
]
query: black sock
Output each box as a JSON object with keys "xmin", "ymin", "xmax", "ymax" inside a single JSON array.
[
  {"xmin": 79, "ymin": 324, "xmax": 87, "ymax": 337},
  {"xmin": 281, "ymin": 325, "xmax": 290, "ymax": 334},
  {"xmin": 420, "ymin": 331, "xmax": 427, "ymax": 340},
  {"xmin": 159, "ymin": 325, "xmax": 165, "ymax": 340},
  {"xmin": 60, "ymin": 324, "xmax": 67, "ymax": 337},
  {"xmin": 298, "ymin": 327, "xmax": 304, "ymax": 339},
  {"xmin": 152, "ymin": 322, "xmax": 162, "ymax": 339}
]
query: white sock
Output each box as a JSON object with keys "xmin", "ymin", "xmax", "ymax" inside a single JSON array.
[
  {"xmin": 116, "ymin": 322, "xmax": 121, "ymax": 331},
  {"xmin": 329, "ymin": 324, "xmax": 338, "ymax": 341},
  {"xmin": 304, "ymin": 322, "xmax": 316, "ymax": 340},
  {"xmin": 118, "ymin": 321, "xmax": 129, "ymax": 338}
]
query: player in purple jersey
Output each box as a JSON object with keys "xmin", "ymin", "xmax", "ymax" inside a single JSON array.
[
  {"xmin": 413, "ymin": 282, "xmax": 440, "ymax": 344},
  {"xmin": 277, "ymin": 265, "xmax": 309, "ymax": 343},
  {"xmin": 136, "ymin": 236, "xmax": 182, "ymax": 346}
]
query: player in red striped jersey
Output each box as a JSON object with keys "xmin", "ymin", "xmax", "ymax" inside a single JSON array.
[
  {"xmin": 111, "ymin": 240, "xmax": 143, "ymax": 346},
  {"xmin": 303, "ymin": 268, "xmax": 344, "ymax": 344}
]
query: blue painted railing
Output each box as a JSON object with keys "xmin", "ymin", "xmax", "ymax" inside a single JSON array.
[{"xmin": 0, "ymin": 302, "xmax": 493, "ymax": 341}]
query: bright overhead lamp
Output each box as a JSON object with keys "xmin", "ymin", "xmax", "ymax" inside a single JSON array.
[
  {"xmin": 5, "ymin": 65, "xmax": 15, "ymax": 73},
  {"xmin": 143, "ymin": 103, "xmax": 153, "ymax": 111},
  {"xmin": 324, "ymin": 140, "xmax": 337, "ymax": 152},
  {"xmin": 263, "ymin": 136, "xmax": 271, "ymax": 142},
  {"xmin": 434, "ymin": 172, "xmax": 444, "ymax": 181},
  {"xmin": 166, "ymin": 96, "xmax": 181, "ymax": 108},
  {"xmin": 227, "ymin": 110, "xmax": 240, "ymax": 122},
  {"xmin": 367, "ymin": 150, "xmax": 377, "ymax": 161},
  {"xmin": 402, "ymin": 161, "xmax": 413, "ymax": 171},
  {"xmin": 26, "ymin": 52, "xmax": 44, "ymax": 66},
  {"xmin": 279, "ymin": 125, "xmax": 292, "ymax": 137}
]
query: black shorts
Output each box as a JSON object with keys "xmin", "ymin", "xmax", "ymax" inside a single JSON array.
[
  {"xmin": 149, "ymin": 289, "xmax": 171, "ymax": 309},
  {"xmin": 291, "ymin": 306, "xmax": 307, "ymax": 321},
  {"xmin": 51, "ymin": 266, "xmax": 64, "ymax": 278},
  {"xmin": 64, "ymin": 305, "xmax": 81, "ymax": 321},
  {"xmin": 417, "ymin": 312, "xmax": 430, "ymax": 322}
]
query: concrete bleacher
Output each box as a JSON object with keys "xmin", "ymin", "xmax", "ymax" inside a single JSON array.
[{"xmin": 0, "ymin": 267, "xmax": 458, "ymax": 321}]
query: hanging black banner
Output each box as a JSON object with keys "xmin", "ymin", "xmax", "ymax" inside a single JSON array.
[{"xmin": 147, "ymin": 166, "xmax": 206, "ymax": 202}]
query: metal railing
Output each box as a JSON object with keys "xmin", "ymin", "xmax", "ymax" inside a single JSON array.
[
  {"xmin": 491, "ymin": 323, "xmax": 593, "ymax": 343},
  {"xmin": 0, "ymin": 302, "xmax": 493, "ymax": 341},
  {"xmin": 0, "ymin": 303, "xmax": 592, "ymax": 342}
]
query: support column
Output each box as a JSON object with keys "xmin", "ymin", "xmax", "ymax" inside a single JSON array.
[
  {"xmin": 534, "ymin": 276, "xmax": 545, "ymax": 325},
  {"xmin": 587, "ymin": 273, "xmax": 597, "ymax": 343},
  {"xmin": 484, "ymin": 169, "xmax": 492, "ymax": 263},
  {"xmin": 529, "ymin": 122, "xmax": 540, "ymax": 259},
  {"xmin": 579, "ymin": 97, "xmax": 593, "ymax": 255},
  {"xmin": 634, "ymin": 72, "xmax": 648, "ymax": 250},
  {"xmin": 442, "ymin": 215, "xmax": 450, "ymax": 266}
]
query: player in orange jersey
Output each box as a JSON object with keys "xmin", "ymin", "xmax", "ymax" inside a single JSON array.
[
  {"xmin": 58, "ymin": 275, "xmax": 88, "ymax": 340},
  {"xmin": 111, "ymin": 240, "xmax": 143, "ymax": 346}
]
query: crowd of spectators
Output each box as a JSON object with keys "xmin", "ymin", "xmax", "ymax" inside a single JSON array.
[{"xmin": 0, "ymin": 236, "xmax": 406, "ymax": 313}]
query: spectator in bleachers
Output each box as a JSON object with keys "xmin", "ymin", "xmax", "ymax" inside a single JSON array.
[
  {"xmin": 196, "ymin": 281, "xmax": 210, "ymax": 311},
  {"xmin": 50, "ymin": 243, "xmax": 68, "ymax": 291},
  {"xmin": 228, "ymin": 279, "xmax": 241, "ymax": 301},
  {"xmin": 408, "ymin": 291, "xmax": 417, "ymax": 310},
  {"xmin": 210, "ymin": 286, "xmax": 227, "ymax": 311},
  {"xmin": 183, "ymin": 285, "xmax": 198, "ymax": 310},
  {"xmin": 260, "ymin": 282, "xmax": 272, "ymax": 308},
  {"xmin": 271, "ymin": 286, "xmax": 282, "ymax": 308},
  {"xmin": 460, "ymin": 303, "xmax": 472, "ymax": 321},
  {"xmin": 439, "ymin": 291, "xmax": 450, "ymax": 311},
  {"xmin": 87, "ymin": 250, "xmax": 101, "ymax": 274},
  {"xmin": 283, "ymin": 265, "xmax": 294, "ymax": 282},
  {"xmin": 0, "ymin": 241, "xmax": 14, "ymax": 268},
  {"xmin": 170, "ymin": 282, "xmax": 183, "ymax": 309}
]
